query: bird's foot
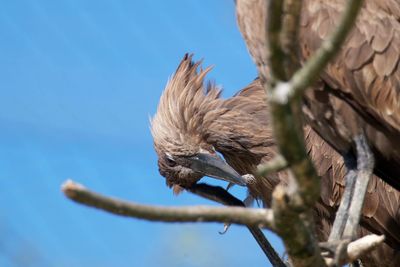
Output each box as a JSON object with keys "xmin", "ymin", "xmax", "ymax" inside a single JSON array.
[
  {"xmin": 320, "ymin": 239, "xmax": 350, "ymax": 266},
  {"xmin": 225, "ymin": 174, "xmax": 255, "ymax": 191},
  {"xmin": 350, "ymin": 259, "xmax": 364, "ymax": 267},
  {"xmin": 219, "ymin": 223, "xmax": 231, "ymax": 235},
  {"xmin": 242, "ymin": 174, "xmax": 256, "ymax": 184}
]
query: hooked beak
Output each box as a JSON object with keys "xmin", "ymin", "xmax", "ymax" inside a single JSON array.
[{"xmin": 186, "ymin": 152, "xmax": 247, "ymax": 186}]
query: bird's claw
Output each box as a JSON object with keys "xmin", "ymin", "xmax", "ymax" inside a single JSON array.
[
  {"xmin": 242, "ymin": 174, "xmax": 256, "ymax": 184},
  {"xmin": 219, "ymin": 223, "xmax": 231, "ymax": 235},
  {"xmin": 225, "ymin": 174, "xmax": 255, "ymax": 191},
  {"xmin": 320, "ymin": 239, "xmax": 350, "ymax": 266},
  {"xmin": 219, "ymin": 194, "xmax": 254, "ymax": 235}
]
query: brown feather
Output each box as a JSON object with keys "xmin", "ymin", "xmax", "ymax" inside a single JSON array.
[
  {"xmin": 235, "ymin": 1, "xmax": 400, "ymax": 265},
  {"xmin": 295, "ymin": 0, "xmax": 400, "ymax": 190},
  {"xmin": 152, "ymin": 56, "xmax": 400, "ymax": 266}
]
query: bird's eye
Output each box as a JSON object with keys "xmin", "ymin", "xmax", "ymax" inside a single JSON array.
[
  {"xmin": 166, "ymin": 157, "xmax": 177, "ymax": 167},
  {"xmin": 165, "ymin": 153, "xmax": 177, "ymax": 167}
]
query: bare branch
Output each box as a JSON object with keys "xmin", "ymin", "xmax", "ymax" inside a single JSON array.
[
  {"xmin": 259, "ymin": 1, "xmax": 324, "ymax": 266},
  {"xmin": 188, "ymin": 183, "xmax": 286, "ymax": 267},
  {"xmin": 248, "ymin": 227, "xmax": 287, "ymax": 267},
  {"xmin": 281, "ymin": 0, "xmax": 303, "ymax": 77},
  {"xmin": 257, "ymin": 155, "xmax": 288, "ymax": 177},
  {"xmin": 266, "ymin": 2, "xmax": 320, "ymax": 208},
  {"xmin": 345, "ymin": 235, "xmax": 384, "ymax": 264},
  {"xmin": 239, "ymin": 0, "xmax": 364, "ymax": 266},
  {"xmin": 272, "ymin": 184, "xmax": 324, "ymax": 267},
  {"xmin": 323, "ymin": 235, "xmax": 385, "ymax": 266},
  {"xmin": 62, "ymin": 180, "xmax": 274, "ymax": 228},
  {"xmin": 266, "ymin": 0, "xmax": 286, "ymax": 81}
]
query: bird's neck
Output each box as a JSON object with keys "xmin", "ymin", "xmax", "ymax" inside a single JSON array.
[{"xmin": 198, "ymin": 90, "xmax": 281, "ymax": 204}]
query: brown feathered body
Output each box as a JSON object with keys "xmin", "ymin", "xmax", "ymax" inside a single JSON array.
[
  {"xmin": 237, "ymin": 0, "xmax": 400, "ymax": 190},
  {"xmin": 152, "ymin": 57, "xmax": 400, "ymax": 266}
]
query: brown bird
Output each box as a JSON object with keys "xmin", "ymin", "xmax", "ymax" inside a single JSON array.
[
  {"xmin": 151, "ymin": 55, "xmax": 400, "ymax": 267},
  {"xmin": 236, "ymin": 0, "xmax": 400, "ymax": 191}
]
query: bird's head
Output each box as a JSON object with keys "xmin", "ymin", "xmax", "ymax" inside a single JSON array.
[{"xmin": 151, "ymin": 54, "xmax": 247, "ymax": 192}]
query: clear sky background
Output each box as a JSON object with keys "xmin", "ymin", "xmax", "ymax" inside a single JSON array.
[{"xmin": 0, "ymin": 1, "xmax": 284, "ymax": 266}]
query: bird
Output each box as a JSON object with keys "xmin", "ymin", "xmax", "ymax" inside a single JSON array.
[
  {"xmin": 151, "ymin": 54, "xmax": 400, "ymax": 267},
  {"xmin": 236, "ymin": 0, "xmax": 400, "ymax": 191},
  {"xmin": 236, "ymin": 0, "xmax": 400, "ymax": 257}
]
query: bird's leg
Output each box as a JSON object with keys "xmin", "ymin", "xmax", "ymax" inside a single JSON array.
[
  {"xmin": 342, "ymin": 134, "xmax": 374, "ymax": 238},
  {"xmin": 328, "ymin": 154, "xmax": 357, "ymax": 241},
  {"xmin": 325, "ymin": 134, "xmax": 374, "ymax": 265}
]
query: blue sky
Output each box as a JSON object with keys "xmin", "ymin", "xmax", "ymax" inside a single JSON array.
[{"xmin": 0, "ymin": 1, "xmax": 284, "ymax": 266}]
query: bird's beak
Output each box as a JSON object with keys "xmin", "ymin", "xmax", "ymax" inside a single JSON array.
[{"xmin": 186, "ymin": 152, "xmax": 247, "ymax": 186}]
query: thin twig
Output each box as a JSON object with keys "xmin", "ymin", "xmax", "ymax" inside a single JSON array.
[
  {"xmin": 257, "ymin": 155, "xmax": 288, "ymax": 177},
  {"xmin": 62, "ymin": 180, "xmax": 274, "ymax": 228},
  {"xmin": 248, "ymin": 227, "xmax": 287, "ymax": 267},
  {"xmin": 188, "ymin": 183, "xmax": 286, "ymax": 267},
  {"xmin": 323, "ymin": 235, "xmax": 385, "ymax": 266}
]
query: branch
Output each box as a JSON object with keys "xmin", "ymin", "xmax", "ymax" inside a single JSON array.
[
  {"xmin": 236, "ymin": 0, "xmax": 364, "ymax": 266},
  {"xmin": 61, "ymin": 180, "xmax": 274, "ymax": 228},
  {"xmin": 266, "ymin": 0, "xmax": 286, "ymax": 81},
  {"xmin": 264, "ymin": 1, "xmax": 324, "ymax": 265},
  {"xmin": 281, "ymin": 0, "xmax": 303, "ymax": 77},
  {"xmin": 322, "ymin": 235, "xmax": 385, "ymax": 266},
  {"xmin": 266, "ymin": 0, "xmax": 320, "ymax": 209},
  {"xmin": 345, "ymin": 235, "xmax": 384, "ymax": 264},
  {"xmin": 257, "ymin": 155, "xmax": 288, "ymax": 177},
  {"xmin": 272, "ymin": 183, "xmax": 324, "ymax": 267},
  {"xmin": 188, "ymin": 183, "xmax": 286, "ymax": 267}
]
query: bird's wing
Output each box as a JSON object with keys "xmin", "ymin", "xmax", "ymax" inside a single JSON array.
[{"xmin": 300, "ymin": 0, "xmax": 400, "ymax": 133}]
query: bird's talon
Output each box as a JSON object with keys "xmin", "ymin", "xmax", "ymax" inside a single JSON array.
[
  {"xmin": 219, "ymin": 223, "xmax": 231, "ymax": 235},
  {"xmin": 320, "ymin": 240, "xmax": 350, "ymax": 266}
]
